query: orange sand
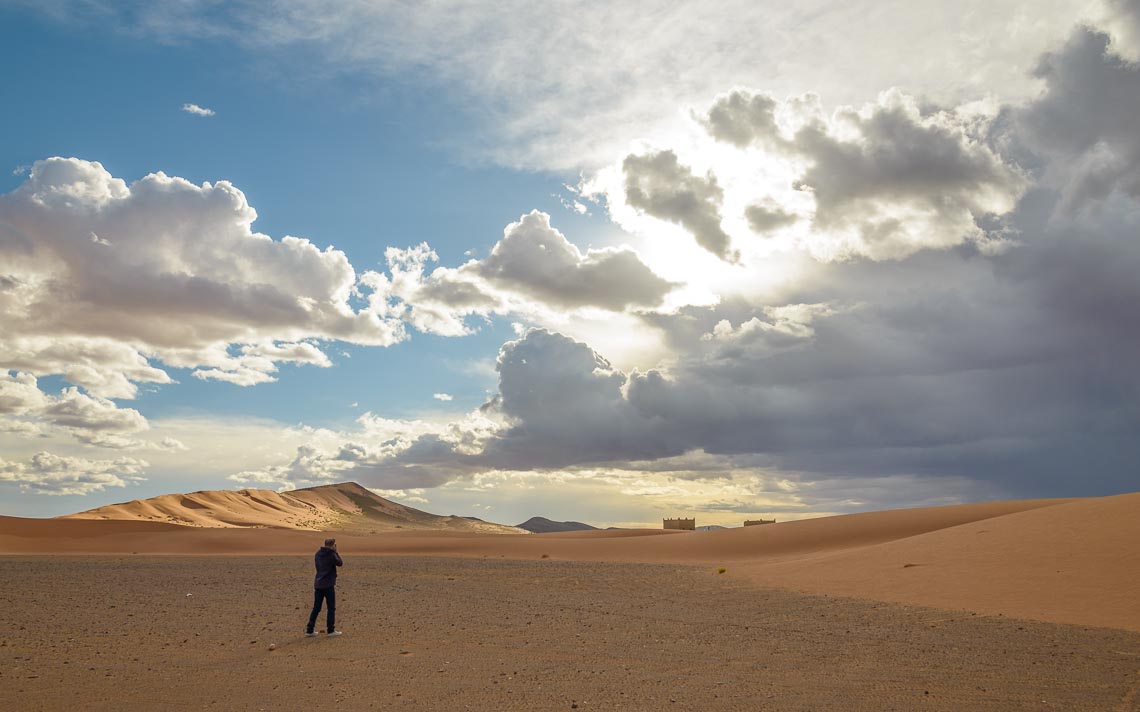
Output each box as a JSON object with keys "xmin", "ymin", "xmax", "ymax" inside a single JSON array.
[
  {"xmin": 3, "ymin": 491, "xmax": 1138, "ymax": 632},
  {"xmin": 61, "ymin": 481, "xmax": 523, "ymax": 534}
]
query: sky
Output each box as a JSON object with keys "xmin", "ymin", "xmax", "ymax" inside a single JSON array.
[{"xmin": 1, "ymin": 0, "xmax": 1139, "ymax": 527}]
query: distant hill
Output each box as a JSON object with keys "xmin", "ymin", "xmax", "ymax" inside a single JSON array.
[
  {"xmin": 516, "ymin": 516, "xmax": 599, "ymax": 533},
  {"xmin": 61, "ymin": 481, "xmax": 527, "ymax": 534}
]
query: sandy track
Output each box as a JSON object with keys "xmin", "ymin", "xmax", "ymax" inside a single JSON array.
[{"xmin": 2, "ymin": 556, "xmax": 1139, "ymax": 711}]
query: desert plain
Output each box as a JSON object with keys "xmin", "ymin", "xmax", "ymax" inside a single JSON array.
[{"xmin": 2, "ymin": 486, "xmax": 1139, "ymax": 710}]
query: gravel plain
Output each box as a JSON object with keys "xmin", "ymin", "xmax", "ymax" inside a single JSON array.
[{"xmin": 2, "ymin": 556, "xmax": 1139, "ymax": 711}]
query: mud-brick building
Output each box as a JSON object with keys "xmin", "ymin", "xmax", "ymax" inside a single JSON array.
[
  {"xmin": 663, "ymin": 518, "xmax": 696, "ymax": 530},
  {"xmin": 743, "ymin": 519, "xmax": 776, "ymax": 526}
]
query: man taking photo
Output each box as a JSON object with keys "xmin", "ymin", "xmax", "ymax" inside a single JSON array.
[{"xmin": 305, "ymin": 538, "xmax": 343, "ymax": 637}]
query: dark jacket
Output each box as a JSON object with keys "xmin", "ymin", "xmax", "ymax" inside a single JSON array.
[{"xmin": 314, "ymin": 546, "xmax": 343, "ymax": 589}]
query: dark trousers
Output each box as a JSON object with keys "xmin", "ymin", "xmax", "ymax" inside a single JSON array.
[{"xmin": 307, "ymin": 586, "xmax": 336, "ymax": 633}]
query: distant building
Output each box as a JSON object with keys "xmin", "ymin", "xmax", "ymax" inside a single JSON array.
[
  {"xmin": 663, "ymin": 517, "xmax": 695, "ymax": 530},
  {"xmin": 743, "ymin": 519, "xmax": 776, "ymax": 526}
]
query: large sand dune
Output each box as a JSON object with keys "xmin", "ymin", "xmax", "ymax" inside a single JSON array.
[
  {"xmin": 3, "ymin": 489, "xmax": 1138, "ymax": 631},
  {"xmin": 737, "ymin": 491, "xmax": 1140, "ymax": 631},
  {"xmin": 60, "ymin": 481, "xmax": 525, "ymax": 534}
]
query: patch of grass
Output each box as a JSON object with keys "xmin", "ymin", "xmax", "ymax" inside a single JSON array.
[{"xmin": 717, "ymin": 567, "xmax": 727, "ymax": 574}]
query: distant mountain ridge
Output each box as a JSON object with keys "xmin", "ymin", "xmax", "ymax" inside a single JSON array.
[
  {"xmin": 62, "ymin": 481, "xmax": 527, "ymax": 534},
  {"xmin": 516, "ymin": 516, "xmax": 598, "ymax": 533}
]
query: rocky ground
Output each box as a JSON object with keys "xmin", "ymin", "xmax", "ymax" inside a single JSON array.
[{"xmin": 2, "ymin": 556, "xmax": 1138, "ymax": 710}]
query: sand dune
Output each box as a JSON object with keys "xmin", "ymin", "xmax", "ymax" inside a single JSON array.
[
  {"xmin": 737, "ymin": 492, "xmax": 1140, "ymax": 631},
  {"xmin": 579, "ymin": 496, "xmax": 1076, "ymax": 562},
  {"xmin": 0, "ymin": 515, "xmax": 185, "ymax": 538},
  {"xmin": 4, "ymin": 490, "xmax": 1138, "ymax": 631},
  {"xmin": 61, "ymin": 481, "xmax": 526, "ymax": 534}
]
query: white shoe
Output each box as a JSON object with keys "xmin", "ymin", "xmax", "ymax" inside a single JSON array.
[
  {"xmin": 327, "ymin": 630, "xmax": 342, "ymax": 637},
  {"xmin": 305, "ymin": 631, "xmax": 318, "ymax": 637}
]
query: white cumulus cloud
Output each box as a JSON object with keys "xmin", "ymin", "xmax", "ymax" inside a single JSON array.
[
  {"xmin": 0, "ymin": 451, "xmax": 147, "ymax": 496},
  {"xmin": 0, "ymin": 158, "xmax": 405, "ymax": 393},
  {"xmin": 0, "ymin": 371, "xmax": 154, "ymax": 449}
]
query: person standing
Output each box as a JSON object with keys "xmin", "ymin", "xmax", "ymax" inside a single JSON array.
[{"xmin": 306, "ymin": 538, "xmax": 343, "ymax": 637}]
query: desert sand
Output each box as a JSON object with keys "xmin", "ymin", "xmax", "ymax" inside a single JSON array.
[
  {"xmin": 2, "ymin": 489, "xmax": 1139, "ymax": 710},
  {"xmin": 5, "ymin": 490, "xmax": 1138, "ymax": 630},
  {"xmin": 61, "ymin": 481, "xmax": 524, "ymax": 534}
]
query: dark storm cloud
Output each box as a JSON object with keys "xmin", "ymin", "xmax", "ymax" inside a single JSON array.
[
  {"xmin": 344, "ymin": 194, "xmax": 1140, "ymax": 499},
  {"xmin": 342, "ymin": 19, "xmax": 1140, "ymax": 501},
  {"xmin": 474, "ymin": 329, "xmax": 676, "ymax": 469},
  {"xmin": 1014, "ymin": 28, "xmax": 1140, "ymax": 211},
  {"xmin": 452, "ymin": 211, "xmax": 1140, "ymax": 496}
]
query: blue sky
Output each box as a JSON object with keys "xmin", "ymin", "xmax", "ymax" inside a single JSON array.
[
  {"xmin": 0, "ymin": 5, "xmax": 607, "ymax": 426},
  {"xmin": 2, "ymin": 0, "xmax": 1138, "ymax": 524}
]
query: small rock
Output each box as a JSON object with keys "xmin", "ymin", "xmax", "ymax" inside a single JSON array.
[{"xmin": 268, "ymin": 643, "xmax": 277, "ymax": 651}]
